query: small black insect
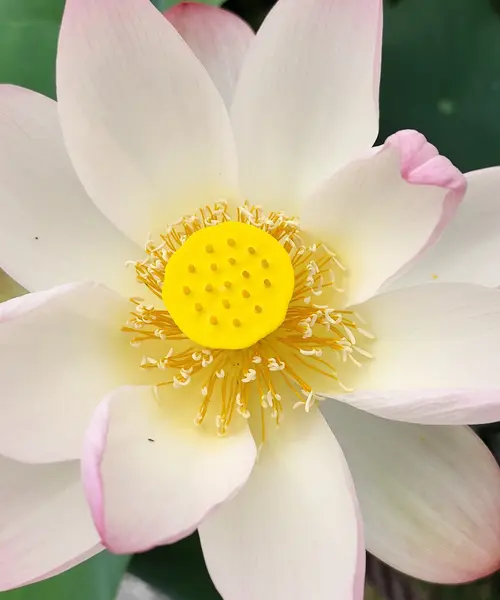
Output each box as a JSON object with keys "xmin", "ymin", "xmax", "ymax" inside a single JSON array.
[{"xmin": 147, "ymin": 438, "xmax": 155, "ymax": 443}]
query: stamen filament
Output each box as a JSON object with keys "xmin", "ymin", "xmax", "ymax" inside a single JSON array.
[{"xmin": 123, "ymin": 202, "xmax": 373, "ymax": 441}]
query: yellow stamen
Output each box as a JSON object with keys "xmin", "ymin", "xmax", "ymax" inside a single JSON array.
[{"xmin": 123, "ymin": 201, "xmax": 374, "ymax": 439}]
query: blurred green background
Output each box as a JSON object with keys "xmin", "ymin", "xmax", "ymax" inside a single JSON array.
[{"xmin": 1, "ymin": 0, "xmax": 500, "ymax": 599}]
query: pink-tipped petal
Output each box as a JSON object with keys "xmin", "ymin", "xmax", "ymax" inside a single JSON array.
[
  {"xmin": 82, "ymin": 386, "xmax": 257, "ymax": 553},
  {"xmin": 231, "ymin": 0, "xmax": 382, "ymax": 214},
  {"xmin": 165, "ymin": 3, "xmax": 254, "ymax": 107},
  {"xmin": 385, "ymin": 130, "xmax": 466, "ymax": 263},
  {"xmin": 57, "ymin": 0, "xmax": 238, "ymax": 246},
  {"xmin": 390, "ymin": 166, "xmax": 500, "ymax": 289},
  {"xmin": 199, "ymin": 408, "xmax": 365, "ymax": 600},
  {"xmin": 323, "ymin": 401, "xmax": 500, "ymax": 583},
  {"xmin": 301, "ymin": 130, "xmax": 466, "ymax": 306},
  {"xmin": 0, "ymin": 85, "xmax": 139, "ymax": 296},
  {"xmin": 0, "ymin": 283, "xmax": 144, "ymax": 463},
  {"xmin": 0, "ymin": 456, "xmax": 100, "ymax": 591},
  {"xmin": 336, "ymin": 283, "xmax": 500, "ymax": 424}
]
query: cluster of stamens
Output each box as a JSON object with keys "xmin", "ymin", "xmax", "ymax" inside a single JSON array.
[{"xmin": 122, "ymin": 201, "xmax": 373, "ymax": 440}]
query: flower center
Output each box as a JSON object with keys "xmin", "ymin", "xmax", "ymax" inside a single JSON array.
[
  {"xmin": 123, "ymin": 202, "xmax": 373, "ymax": 439},
  {"xmin": 162, "ymin": 221, "xmax": 295, "ymax": 350}
]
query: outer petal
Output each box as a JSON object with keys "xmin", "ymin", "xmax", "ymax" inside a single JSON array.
[
  {"xmin": 231, "ymin": 0, "xmax": 382, "ymax": 213},
  {"xmin": 0, "ymin": 456, "xmax": 101, "ymax": 591},
  {"xmin": 301, "ymin": 131, "xmax": 465, "ymax": 306},
  {"xmin": 337, "ymin": 283, "xmax": 500, "ymax": 424},
  {"xmin": 322, "ymin": 401, "xmax": 500, "ymax": 583},
  {"xmin": 165, "ymin": 3, "xmax": 254, "ymax": 108},
  {"xmin": 199, "ymin": 408, "xmax": 364, "ymax": 600},
  {"xmin": 82, "ymin": 386, "xmax": 257, "ymax": 553},
  {"xmin": 0, "ymin": 85, "xmax": 139, "ymax": 295},
  {"xmin": 57, "ymin": 0, "xmax": 238, "ymax": 246},
  {"xmin": 0, "ymin": 283, "xmax": 143, "ymax": 463},
  {"xmin": 388, "ymin": 167, "xmax": 500, "ymax": 289}
]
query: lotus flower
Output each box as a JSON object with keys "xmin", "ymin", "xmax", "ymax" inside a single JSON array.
[{"xmin": 1, "ymin": 0, "xmax": 500, "ymax": 597}]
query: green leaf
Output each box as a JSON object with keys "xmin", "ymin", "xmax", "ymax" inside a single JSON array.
[
  {"xmin": 0, "ymin": 553, "xmax": 129, "ymax": 600},
  {"xmin": 151, "ymin": 0, "xmax": 224, "ymax": 10},
  {"xmin": 0, "ymin": 270, "xmax": 25, "ymax": 302},
  {"xmin": 379, "ymin": 0, "xmax": 500, "ymax": 172},
  {"xmin": 0, "ymin": 0, "xmax": 64, "ymax": 21},
  {"xmin": 0, "ymin": 0, "xmax": 65, "ymax": 98},
  {"xmin": 129, "ymin": 534, "xmax": 221, "ymax": 600}
]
